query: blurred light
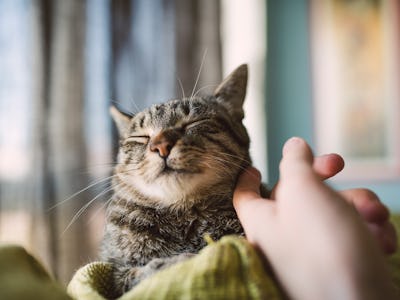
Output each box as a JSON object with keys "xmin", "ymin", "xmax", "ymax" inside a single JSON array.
[
  {"xmin": 221, "ymin": 0, "xmax": 267, "ymax": 179},
  {"xmin": 0, "ymin": 0, "xmax": 33, "ymax": 181}
]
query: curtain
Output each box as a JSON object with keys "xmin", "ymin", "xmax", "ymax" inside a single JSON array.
[
  {"xmin": 112, "ymin": 0, "xmax": 222, "ymax": 112},
  {"xmin": 0, "ymin": 0, "xmax": 222, "ymax": 283}
]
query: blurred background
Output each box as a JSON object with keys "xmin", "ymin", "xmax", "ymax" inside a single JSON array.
[{"xmin": 0, "ymin": 0, "xmax": 399, "ymax": 284}]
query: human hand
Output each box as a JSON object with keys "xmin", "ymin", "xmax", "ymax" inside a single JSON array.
[
  {"xmin": 270, "ymin": 151, "xmax": 397, "ymax": 254},
  {"xmin": 234, "ymin": 137, "xmax": 395, "ymax": 300}
]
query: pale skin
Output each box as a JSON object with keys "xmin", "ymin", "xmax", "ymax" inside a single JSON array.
[{"xmin": 233, "ymin": 137, "xmax": 397, "ymax": 300}]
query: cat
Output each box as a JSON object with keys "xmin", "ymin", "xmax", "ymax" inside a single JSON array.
[{"xmin": 100, "ymin": 64, "xmax": 267, "ymax": 297}]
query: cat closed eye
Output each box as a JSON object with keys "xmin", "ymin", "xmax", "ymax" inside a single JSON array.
[
  {"xmin": 184, "ymin": 119, "xmax": 210, "ymax": 130},
  {"xmin": 125, "ymin": 136, "xmax": 150, "ymax": 144}
]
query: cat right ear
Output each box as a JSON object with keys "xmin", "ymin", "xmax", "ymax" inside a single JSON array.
[
  {"xmin": 214, "ymin": 64, "xmax": 248, "ymax": 120},
  {"xmin": 110, "ymin": 106, "xmax": 132, "ymax": 136}
]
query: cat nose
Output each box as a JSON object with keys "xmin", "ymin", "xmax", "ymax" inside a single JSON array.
[{"xmin": 150, "ymin": 139, "xmax": 173, "ymax": 158}]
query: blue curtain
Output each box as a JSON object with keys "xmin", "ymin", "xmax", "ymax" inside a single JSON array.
[{"xmin": 0, "ymin": 0, "xmax": 222, "ymax": 283}]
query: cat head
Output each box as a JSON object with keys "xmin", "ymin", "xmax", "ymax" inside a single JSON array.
[{"xmin": 111, "ymin": 64, "xmax": 251, "ymax": 208}]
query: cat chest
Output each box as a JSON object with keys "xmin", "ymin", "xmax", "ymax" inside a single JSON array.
[
  {"xmin": 108, "ymin": 209, "xmax": 211, "ymax": 245},
  {"xmin": 106, "ymin": 203, "xmax": 243, "ymax": 265}
]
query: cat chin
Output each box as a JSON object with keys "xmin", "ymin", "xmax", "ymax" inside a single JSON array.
[{"xmin": 124, "ymin": 171, "xmax": 209, "ymax": 208}]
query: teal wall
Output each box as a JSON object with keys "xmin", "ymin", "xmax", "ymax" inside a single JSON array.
[
  {"xmin": 266, "ymin": 0, "xmax": 313, "ymax": 183},
  {"xmin": 266, "ymin": 0, "xmax": 400, "ymax": 211}
]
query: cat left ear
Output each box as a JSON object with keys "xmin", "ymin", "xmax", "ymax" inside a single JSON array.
[
  {"xmin": 110, "ymin": 106, "xmax": 132, "ymax": 136},
  {"xmin": 214, "ymin": 64, "xmax": 248, "ymax": 120}
]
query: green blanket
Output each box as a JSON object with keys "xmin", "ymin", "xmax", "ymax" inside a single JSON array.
[
  {"xmin": 0, "ymin": 245, "xmax": 70, "ymax": 300},
  {"xmin": 1, "ymin": 217, "xmax": 400, "ymax": 300},
  {"xmin": 68, "ymin": 236, "xmax": 282, "ymax": 300}
]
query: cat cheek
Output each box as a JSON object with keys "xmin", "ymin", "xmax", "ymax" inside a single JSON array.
[
  {"xmin": 145, "ymin": 154, "xmax": 166, "ymax": 174},
  {"xmin": 117, "ymin": 151, "xmax": 129, "ymax": 164}
]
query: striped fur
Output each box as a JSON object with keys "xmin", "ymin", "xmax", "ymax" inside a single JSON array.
[{"xmin": 100, "ymin": 65, "xmax": 256, "ymax": 295}]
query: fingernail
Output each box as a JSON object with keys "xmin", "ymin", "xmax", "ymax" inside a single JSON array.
[{"xmin": 283, "ymin": 137, "xmax": 304, "ymax": 156}]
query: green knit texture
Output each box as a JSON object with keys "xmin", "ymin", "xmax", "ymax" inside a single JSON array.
[
  {"xmin": 68, "ymin": 235, "xmax": 282, "ymax": 300},
  {"xmin": 2, "ymin": 217, "xmax": 400, "ymax": 300}
]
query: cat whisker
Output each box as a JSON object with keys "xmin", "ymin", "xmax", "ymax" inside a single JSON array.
[
  {"xmin": 70, "ymin": 163, "xmax": 116, "ymax": 176},
  {"xmin": 110, "ymin": 99, "xmax": 137, "ymax": 115},
  {"xmin": 102, "ymin": 185, "xmax": 136, "ymax": 227},
  {"xmin": 192, "ymin": 84, "xmax": 218, "ymax": 98},
  {"xmin": 203, "ymin": 153, "xmax": 247, "ymax": 171},
  {"xmin": 86, "ymin": 162, "xmax": 120, "ymax": 168},
  {"xmin": 49, "ymin": 164, "xmax": 140, "ymax": 213},
  {"xmin": 211, "ymin": 158, "xmax": 260, "ymax": 181},
  {"xmin": 218, "ymin": 152, "xmax": 252, "ymax": 165},
  {"xmin": 215, "ymin": 158, "xmax": 261, "ymax": 180},
  {"xmin": 176, "ymin": 75, "xmax": 186, "ymax": 99},
  {"xmin": 214, "ymin": 156, "xmax": 256, "ymax": 177},
  {"xmin": 87, "ymin": 182, "xmax": 128, "ymax": 225},
  {"xmin": 202, "ymin": 154, "xmax": 257, "ymax": 181},
  {"xmin": 71, "ymin": 161, "xmax": 143, "ymax": 177},
  {"xmin": 189, "ymin": 48, "xmax": 208, "ymax": 100},
  {"xmin": 200, "ymin": 156, "xmax": 238, "ymax": 181},
  {"xmin": 129, "ymin": 97, "xmax": 142, "ymax": 115},
  {"xmin": 114, "ymin": 161, "xmax": 144, "ymax": 171},
  {"xmin": 202, "ymin": 161, "xmax": 234, "ymax": 182},
  {"xmin": 110, "ymin": 99, "xmax": 121, "ymax": 106},
  {"xmin": 62, "ymin": 183, "xmax": 117, "ymax": 235},
  {"xmin": 47, "ymin": 174, "xmax": 119, "ymax": 212},
  {"xmin": 86, "ymin": 197, "xmax": 111, "ymax": 225},
  {"xmin": 214, "ymin": 154, "xmax": 250, "ymax": 170}
]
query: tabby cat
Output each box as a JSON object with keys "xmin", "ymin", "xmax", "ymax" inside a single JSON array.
[{"xmin": 100, "ymin": 64, "xmax": 264, "ymax": 297}]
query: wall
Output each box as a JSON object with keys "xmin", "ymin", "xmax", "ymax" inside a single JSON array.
[
  {"xmin": 266, "ymin": 0, "xmax": 400, "ymax": 211},
  {"xmin": 266, "ymin": 0, "xmax": 313, "ymax": 182}
]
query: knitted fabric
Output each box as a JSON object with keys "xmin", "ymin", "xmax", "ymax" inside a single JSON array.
[
  {"xmin": 1, "ymin": 217, "xmax": 400, "ymax": 299},
  {"xmin": 68, "ymin": 235, "xmax": 282, "ymax": 300}
]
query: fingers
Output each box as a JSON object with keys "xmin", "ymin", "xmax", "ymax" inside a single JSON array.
[
  {"xmin": 282, "ymin": 137, "xmax": 314, "ymax": 163},
  {"xmin": 270, "ymin": 138, "xmax": 319, "ymax": 200},
  {"xmin": 233, "ymin": 167, "xmax": 264, "ymax": 214},
  {"xmin": 340, "ymin": 189, "xmax": 389, "ymax": 223},
  {"xmin": 313, "ymin": 153, "xmax": 345, "ymax": 180},
  {"xmin": 233, "ymin": 167, "xmax": 262, "ymax": 202},
  {"xmin": 283, "ymin": 137, "xmax": 345, "ymax": 180},
  {"xmin": 279, "ymin": 137, "xmax": 315, "ymax": 181},
  {"xmin": 270, "ymin": 151, "xmax": 344, "ymax": 199},
  {"xmin": 233, "ymin": 167, "xmax": 275, "ymax": 238},
  {"xmin": 339, "ymin": 188, "xmax": 397, "ymax": 254},
  {"xmin": 367, "ymin": 221, "xmax": 398, "ymax": 255}
]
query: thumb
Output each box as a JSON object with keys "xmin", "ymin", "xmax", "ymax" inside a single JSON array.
[
  {"xmin": 233, "ymin": 167, "xmax": 275, "ymax": 240},
  {"xmin": 279, "ymin": 137, "xmax": 315, "ymax": 181},
  {"xmin": 233, "ymin": 167, "xmax": 262, "ymax": 206},
  {"xmin": 233, "ymin": 167, "xmax": 264, "ymax": 215}
]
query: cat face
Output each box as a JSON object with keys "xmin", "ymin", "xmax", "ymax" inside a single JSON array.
[{"xmin": 111, "ymin": 65, "xmax": 251, "ymax": 207}]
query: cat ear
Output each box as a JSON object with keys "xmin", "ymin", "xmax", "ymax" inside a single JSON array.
[
  {"xmin": 214, "ymin": 64, "xmax": 248, "ymax": 120},
  {"xmin": 110, "ymin": 106, "xmax": 132, "ymax": 136}
]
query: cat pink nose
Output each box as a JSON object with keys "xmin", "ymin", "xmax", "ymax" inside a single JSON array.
[{"xmin": 150, "ymin": 139, "xmax": 173, "ymax": 158}]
